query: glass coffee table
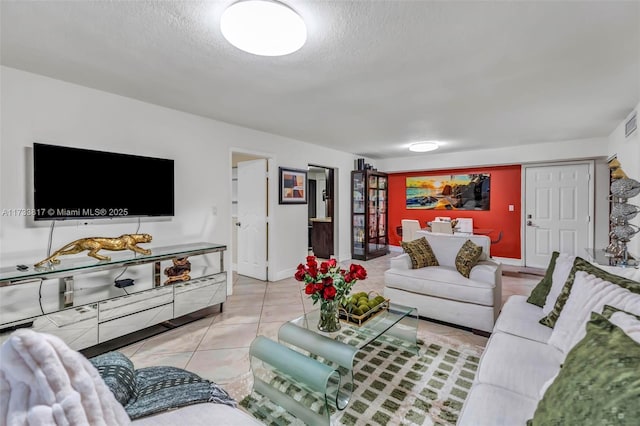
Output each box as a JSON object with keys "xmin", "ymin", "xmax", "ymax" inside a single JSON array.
[
  {"xmin": 289, "ymin": 301, "xmax": 419, "ymax": 352},
  {"xmin": 248, "ymin": 302, "xmax": 418, "ymax": 425}
]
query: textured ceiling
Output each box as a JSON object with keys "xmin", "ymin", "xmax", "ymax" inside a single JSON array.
[{"xmin": 1, "ymin": 1, "xmax": 639, "ymax": 159}]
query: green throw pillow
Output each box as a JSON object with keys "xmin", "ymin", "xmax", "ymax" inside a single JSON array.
[
  {"xmin": 401, "ymin": 237, "xmax": 439, "ymax": 269},
  {"xmin": 539, "ymin": 257, "xmax": 640, "ymax": 328},
  {"xmin": 602, "ymin": 304, "xmax": 640, "ymax": 321},
  {"xmin": 526, "ymin": 251, "xmax": 560, "ymax": 307},
  {"xmin": 455, "ymin": 240, "xmax": 483, "ymax": 278},
  {"xmin": 528, "ymin": 312, "xmax": 640, "ymax": 426}
]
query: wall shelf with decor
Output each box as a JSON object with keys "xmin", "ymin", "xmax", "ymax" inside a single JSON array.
[
  {"xmin": 0, "ymin": 242, "xmax": 227, "ymax": 351},
  {"xmin": 351, "ymin": 170, "xmax": 388, "ymax": 260}
]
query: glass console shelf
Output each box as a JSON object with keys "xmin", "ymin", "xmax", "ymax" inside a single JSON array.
[
  {"xmin": 0, "ymin": 242, "xmax": 227, "ymax": 351},
  {"xmin": 0, "ymin": 242, "xmax": 226, "ymax": 284}
]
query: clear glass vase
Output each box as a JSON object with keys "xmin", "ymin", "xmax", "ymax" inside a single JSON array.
[{"xmin": 318, "ymin": 299, "xmax": 341, "ymax": 332}]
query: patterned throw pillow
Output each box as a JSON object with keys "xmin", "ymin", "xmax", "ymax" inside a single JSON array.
[
  {"xmin": 455, "ymin": 240, "xmax": 483, "ymax": 278},
  {"xmin": 526, "ymin": 251, "xmax": 560, "ymax": 307},
  {"xmin": 528, "ymin": 312, "xmax": 640, "ymax": 425},
  {"xmin": 539, "ymin": 257, "xmax": 640, "ymax": 328},
  {"xmin": 90, "ymin": 351, "xmax": 137, "ymax": 406},
  {"xmin": 541, "ymin": 254, "xmax": 576, "ymax": 316},
  {"xmin": 126, "ymin": 366, "xmax": 236, "ymax": 419},
  {"xmin": 401, "ymin": 237, "xmax": 439, "ymax": 269},
  {"xmin": 547, "ymin": 271, "xmax": 640, "ymax": 357}
]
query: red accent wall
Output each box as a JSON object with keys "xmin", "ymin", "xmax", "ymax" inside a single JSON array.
[{"xmin": 388, "ymin": 165, "xmax": 522, "ymax": 259}]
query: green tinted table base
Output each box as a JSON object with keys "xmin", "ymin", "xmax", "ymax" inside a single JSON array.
[
  {"xmin": 248, "ymin": 303, "xmax": 418, "ymax": 425},
  {"xmin": 249, "ymin": 331, "xmax": 352, "ymax": 426}
]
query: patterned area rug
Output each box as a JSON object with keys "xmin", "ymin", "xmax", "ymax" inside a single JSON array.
[{"xmin": 239, "ymin": 328, "xmax": 482, "ymax": 425}]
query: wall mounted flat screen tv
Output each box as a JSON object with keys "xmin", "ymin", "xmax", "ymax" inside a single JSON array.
[{"xmin": 33, "ymin": 143, "xmax": 175, "ymax": 220}]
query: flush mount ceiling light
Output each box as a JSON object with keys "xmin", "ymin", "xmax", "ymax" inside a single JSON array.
[
  {"xmin": 220, "ymin": 0, "xmax": 307, "ymax": 56},
  {"xmin": 409, "ymin": 141, "xmax": 440, "ymax": 153}
]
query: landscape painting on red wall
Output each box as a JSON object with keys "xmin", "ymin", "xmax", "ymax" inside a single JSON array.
[{"xmin": 406, "ymin": 174, "xmax": 490, "ymax": 210}]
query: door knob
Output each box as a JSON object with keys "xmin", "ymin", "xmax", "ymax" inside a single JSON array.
[
  {"xmin": 235, "ymin": 222, "xmax": 241, "ymax": 227},
  {"xmin": 527, "ymin": 220, "xmax": 537, "ymax": 227}
]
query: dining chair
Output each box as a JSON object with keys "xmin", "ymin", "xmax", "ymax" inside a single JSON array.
[
  {"xmin": 401, "ymin": 219, "xmax": 421, "ymax": 242},
  {"xmin": 456, "ymin": 218, "xmax": 474, "ymax": 234},
  {"xmin": 431, "ymin": 221, "xmax": 454, "ymax": 234}
]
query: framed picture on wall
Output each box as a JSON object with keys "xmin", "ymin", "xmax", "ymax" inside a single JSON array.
[
  {"xmin": 279, "ymin": 167, "xmax": 308, "ymax": 204},
  {"xmin": 406, "ymin": 174, "xmax": 491, "ymax": 210}
]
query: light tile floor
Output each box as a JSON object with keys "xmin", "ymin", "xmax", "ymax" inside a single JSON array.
[{"xmin": 120, "ymin": 254, "xmax": 540, "ymax": 393}]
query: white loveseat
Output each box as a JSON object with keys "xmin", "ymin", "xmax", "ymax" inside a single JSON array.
[{"xmin": 384, "ymin": 233, "xmax": 501, "ymax": 333}]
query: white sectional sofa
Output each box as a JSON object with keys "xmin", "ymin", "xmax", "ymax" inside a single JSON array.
[
  {"xmin": 132, "ymin": 403, "xmax": 261, "ymax": 425},
  {"xmin": 458, "ymin": 257, "xmax": 640, "ymax": 425},
  {"xmin": 457, "ymin": 294, "xmax": 556, "ymax": 424},
  {"xmin": 384, "ymin": 233, "xmax": 501, "ymax": 332}
]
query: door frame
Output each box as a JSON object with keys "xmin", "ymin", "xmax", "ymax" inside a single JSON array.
[
  {"xmin": 521, "ymin": 160, "xmax": 595, "ymax": 267},
  {"xmin": 308, "ymin": 164, "xmax": 338, "ymax": 259},
  {"xmin": 230, "ymin": 148, "xmax": 275, "ymax": 285}
]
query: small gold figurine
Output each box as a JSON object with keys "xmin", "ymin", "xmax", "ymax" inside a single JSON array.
[
  {"xmin": 164, "ymin": 257, "xmax": 191, "ymax": 284},
  {"xmin": 34, "ymin": 234, "xmax": 152, "ymax": 267},
  {"xmin": 609, "ymin": 158, "xmax": 628, "ymax": 179}
]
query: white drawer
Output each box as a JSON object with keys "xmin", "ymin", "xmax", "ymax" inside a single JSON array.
[
  {"xmin": 47, "ymin": 304, "xmax": 98, "ymax": 327},
  {"xmin": 173, "ymin": 272, "xmax": 226, "ymax": 295},
  {"xmin": 0, "ymin": 279, "xmax": 43, "ymax": 326},
  {"xmin": 174, "ymin": 273, "xmax": 226, "ymax": 318},
  {"xmin": 98, "ymin": 286, "xmax": 173, "ymax": 322},
  {"xmin": 98, "ymin": 303, "xmax": 173, "ymax": 343},
  {"xmin": 0, "ymin": 304, "xmax": 98, "ymax": 351}
]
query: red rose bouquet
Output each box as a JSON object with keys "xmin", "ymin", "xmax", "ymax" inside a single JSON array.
[{"xmin": 295, "ymin": 256, "xmax": 367, "ymax": 329}]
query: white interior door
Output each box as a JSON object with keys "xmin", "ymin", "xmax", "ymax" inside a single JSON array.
[
  {"xmin": 525, "ymin": 163, "xmax": 591, "ymax": 268},
  {"xmin": 237, "ymin": 159, "xmax": 267, "ymax": 280}
]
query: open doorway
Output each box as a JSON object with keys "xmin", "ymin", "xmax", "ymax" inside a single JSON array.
[
  {"xmin": 308, "ymin": 165, "xmax": 335, "ymax": 260},
  {"xmin": 231, "ymin": 151, "xmax": 270, "ymax": 281}
]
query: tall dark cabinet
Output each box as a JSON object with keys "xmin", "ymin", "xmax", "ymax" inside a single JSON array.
[{"xmin": 352, "ymin": 170, "xmax": 388, "ymax": 260}]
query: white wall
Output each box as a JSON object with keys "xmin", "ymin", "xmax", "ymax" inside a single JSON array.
[
  {"xmin": 2, "ymin": 66, "xmax": 633, "ymax": 274},
  {"xmin": 378, "ymin": 137, "xmax": 613, "ymax": 263},
  {"xmin": 608, "ymin": 103, "xmax": 640, "ymax": 256},
  {"xmin": 594, "ymin": 158, "xmax": 612, "ymax": 252},
  {"xmin": 0, "ymin": 67, "xmax": 359, "ymax": 288},
  {"xmin": 378, "ymin": 137, "xmax": 609, "ymax": 173}
]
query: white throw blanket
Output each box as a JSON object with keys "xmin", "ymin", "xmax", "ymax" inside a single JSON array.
[{"xmin": 0, "ymin": 329, "xmax": 131, "ymax": 426}]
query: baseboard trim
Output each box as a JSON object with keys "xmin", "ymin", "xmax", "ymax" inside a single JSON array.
[
  {"xmin": 493, "ymin": 256, "xmax": 522, "ymax": 266},
  {"xmin": 418, "ymin": 315, "xmax": 492, "ymax": 338}
]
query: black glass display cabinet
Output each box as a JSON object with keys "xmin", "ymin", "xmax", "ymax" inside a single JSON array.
[{"xmin": 351, "ymin": 170, "xmax": 388, "ymax": 260}]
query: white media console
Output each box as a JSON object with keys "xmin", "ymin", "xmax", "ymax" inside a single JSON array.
[{"xmin": 0, "ymin": 242, "xmax": 227, "ymax": 350}]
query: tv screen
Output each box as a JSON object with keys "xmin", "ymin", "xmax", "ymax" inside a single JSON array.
[{"xmin": 33, "ymin": 143, "xmax": 174, "ymax": 220}]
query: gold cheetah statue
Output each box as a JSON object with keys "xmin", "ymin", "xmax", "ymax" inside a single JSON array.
[{"xmin": 34, "ymin": 234, "xmax": 152, "ymax": 267}]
